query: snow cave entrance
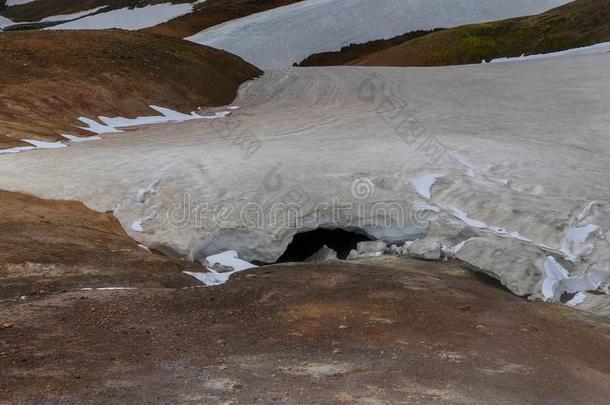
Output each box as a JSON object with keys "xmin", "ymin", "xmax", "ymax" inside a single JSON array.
[{"xmin": 275, "ymin": 228, "xmax": 373, "ymax": 262}]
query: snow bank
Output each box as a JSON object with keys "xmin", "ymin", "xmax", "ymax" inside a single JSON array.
[
  {"xmin": 187, "ymin": 0, "xmax": 571, "ymax": 68},
  {"xmin": 47, "ymin": 2, "xmax": 196, "ymax": 31},
  {"xmin": 490, "ymin": 42, "xmax": 610, "ymax": 63}
]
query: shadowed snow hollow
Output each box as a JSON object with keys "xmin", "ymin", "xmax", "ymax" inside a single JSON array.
[
  {"xmin": 187, "ymin": 0, "xmax": 572, "ymax": 68},
  {"xmin": 0, "ymin": 53, "xmax": 609, "ymax": 301}
]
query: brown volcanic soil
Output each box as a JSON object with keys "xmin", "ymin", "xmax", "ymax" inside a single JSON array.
[
  {"xmin": 300, "ymin": 0, "xmax": 610, "ymax": 68},
  {"xmin": 1, "ymin": 191, "xmax": 610, "ymax": 403},
  {"xmin": 146, "ymin": 0, "xmax": 303, "ymax": 39},
  {"xmin": 0, "ymin": 191, "xmax": 201, "ymax": 299},
  {"xmin": 0, "ymin": 29, "xmax": 261, "ymax": 148}
]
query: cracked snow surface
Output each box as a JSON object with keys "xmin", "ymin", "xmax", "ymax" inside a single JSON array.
[{"xmin": 0, "ymin": 54, "xmax": 609, "ymax": 306}]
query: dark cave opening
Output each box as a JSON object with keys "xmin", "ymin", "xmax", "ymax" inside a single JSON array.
[{"xmin": 275, "ymin": 228, "xmax": 373, "ymax": 262}]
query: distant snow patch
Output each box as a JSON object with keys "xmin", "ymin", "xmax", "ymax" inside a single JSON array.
[
  {"xmin": 490, "ymin": 42, "xmax": 610, "ymax": 63},
  {"xmin": 184, "ymin": 250, "xmax": 257, "ymax": 287},
  {"xmin": 47, "ymin": 2, "xmax": 197, "ymax": 30},
  {"xmin": 6, "ymin": 0, "xmax": 36, "ymax": 6},
  {"xmin": 0, "ymin": 15, "xmax": 15, "ymax": 29},
  {"xmin": 40, "ymin": 6, "xmax": 107, "ymax": 23}
]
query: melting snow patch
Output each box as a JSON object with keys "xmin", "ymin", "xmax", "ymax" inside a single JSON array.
[
  {"xmin": 131, "ymin": 210, "xmax": 158, "ymax": 233},
  {"xmin": 509, "ymin": 231, "xmax": 532, "ymax": 243},
  {"xmin": 0, "ymin": 15, "xmax": 14, "ymax": 29},
  {"xmin": 0, "ymin": 140, "xmax": 66, "ymax": 154},
  {"xmin": 136, "ymin": 177, "xmax": 162, "ymax": 203},
  {"xmin": 541, "ymin": 256, "xmax": 610, "ymax": 302},
  {"xmin": 0, "ymin": 145, "xmax": 36, "ymax": 154},
  {"xmin": 560, "ymin": 224, "xmax": 599, "ymax": 262},
  {"xmin": 541, "ymin": 256, "xmax": 570, "ymax": 301},
  {"xmin": 490, "ymin": 42, "xmax": 610, "ymax": 63},
  {"xmin": 39, "ymin": 6, "xmax": 107, "ymax": 23},
  {"xmin": 450, "ymin": 208, "xmax": 488, "ymax": 229},
  {"xmin": 60, "ymin": 134, "xmax": 102, "ymax": 143},
  {"xmin": 23, "ymin": 140, "xmax": 66, "ymax": 149},
  {"xmin": 47, "ymin": 2, "xmax": 197, "ymax": 31},
  {"xmin": 183, "ymin": 250, "xmax": 257, "ymax": 287},
  {"xmin": 411, "ymin": 173, "xmax": 443, "ymax": 199},
  {"xmin": 6, "ymin": 0, "xmax": 36, "ymax": 6},
  {"xmin": 79, "ymin": 105, "xmax": 231, "ymax": 134}
]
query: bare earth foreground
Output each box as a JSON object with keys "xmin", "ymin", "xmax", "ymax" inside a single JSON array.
[{"xmin": 2, "ymin": 260, "xmax": 610, "ymax": 403}]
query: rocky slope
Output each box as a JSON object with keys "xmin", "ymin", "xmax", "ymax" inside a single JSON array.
[
  {"xmin": 0, "ymin": 191, "xmax": 201, "ymax": 300},
  {"xmin": 0, "ymin": 29, "xmax": 260, "ymax": 148}
]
